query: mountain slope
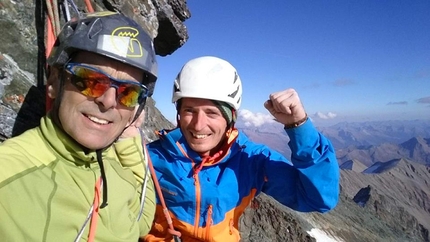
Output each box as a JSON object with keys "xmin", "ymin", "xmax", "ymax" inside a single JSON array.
[
  {"xmin": 337, "ymin": 137, "xmax": 430, "ymax": 166},
  {"xmin": 339, "ymin": 159, "xmax": 368, "ymax": 172},
  {"xmin": 290, "ymin": 159, "xmax": 429, "ymax": 242},
  {"xmin": 338, "ymin": 160, "xmax": 430, "ymax": 241},
  {"xmin": 400, "ymin": 137, "xmax": 430, "ymax": 165}
]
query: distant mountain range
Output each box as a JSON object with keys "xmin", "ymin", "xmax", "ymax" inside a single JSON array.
[
  {"xmin": 236, "ymin": 119, "xmax": 430, "ymax": 241},
  {"xmin": 318, "ymin": 119, "xmax": 430, "ymax": 149},
  {"xmin": 237, "ymin": 119, "xmax": 430, "ymax": 167},
  {"xmin": 337, "ymin": 136, "xmax": 430, "ymax": 167}
]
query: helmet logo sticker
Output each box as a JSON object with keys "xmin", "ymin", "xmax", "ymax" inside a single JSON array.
[
  {"xmin": 111, "ymin": 27, "xmax": 143, "ymax": 57},
  {"xmin": 97, "ymin": 27, "xmax": 144, "ymax": 58}
]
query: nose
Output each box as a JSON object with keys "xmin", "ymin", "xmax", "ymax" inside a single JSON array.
[
  {"xmin": 94, "ymin": 87, "xmax": 118, "ymax": 109},
  {"xmin": 190, "ymin": 111, "xmax": 207, "ymax": 131}
]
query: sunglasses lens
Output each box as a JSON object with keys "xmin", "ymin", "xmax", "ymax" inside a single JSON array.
[
  {"xmin": 71, "ymin": 66, "xmax": 110, "ymax": 98},
  {"xmin": 68, "ymin": 64, "xmax": 144, "ymax": 107},
  {"xmin": 118, "ymin": 85, "xmax": 141, "ymax": 107}
]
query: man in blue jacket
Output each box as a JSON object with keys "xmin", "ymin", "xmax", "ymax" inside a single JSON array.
[{"xmin": 141, "ymin": 56, "xmax": 339, "ymax": 242}]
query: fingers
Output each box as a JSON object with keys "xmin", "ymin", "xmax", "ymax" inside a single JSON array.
[
  {"xmin": 264, "ymin": 99, "xmax": 276, "ymax": 116},
  {"xmin": 264, "ymin": 89, "xmax": 307, "ymax": 125},
  {"xmin": 264, "ymin": 99, "xmax": 290, "ymax": 117},
  {"xmin": 131, "ymin": 111, "xmax": 145, "ymax": 128},
  {"xmin": 121, "ymin": 108, "xmax": 145, "ymax": 139},
  {"xmin": 129, "ymin": 106, "xmax": 145, "ymax": 128},
  {"xmin": 120, "ymin": 125, "xmax": 139, "ymax": 139},
  {"xmin": 267, "ymin": 89, "xmax": 298, "ymax": 115}
]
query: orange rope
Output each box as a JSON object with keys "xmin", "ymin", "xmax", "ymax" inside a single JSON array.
[
  {"xmin": 88, "ymin": 177, "xmax": 102, "ymax": 242},
  {"xmin": 52, "ymin": 0, "xmax": 61, "ymax": 35},
  {"xmin": 44, "ymin": 0, "xmax": 95, "ymax": 113},
  {"xmin": 144, "ymin": 144, "xmax": 182, "ymax": 239},
  {"xmin": 45, "ymin": 18, "xmax": 55, "ymax": 60},
  {"xmin": 45, "ymin": 15, "xmax": 55, "ymax": 113},
  {"xmin": 84, "ymin": 0, "xmax": 95, "ymax": 12},
  {"xmin": 45, "ymin": 0, "xmax": 56, "ymax": 36}
]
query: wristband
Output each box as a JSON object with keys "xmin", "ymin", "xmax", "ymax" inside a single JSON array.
[{"xmin": 284, "ymin": 114, "xmax": 308, "ymax": 129}]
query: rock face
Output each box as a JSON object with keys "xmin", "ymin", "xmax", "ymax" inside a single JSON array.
[
  {"xmin": 239, "ymin": 193, "xmax": 316, "ymax": 242},
  {"xmin": 0, "ymin": 0, "xmax": 185, "ymax": 141},
  {"xmin": 338, "ymin": 160, "xmax": 430, "ymax": 242}
]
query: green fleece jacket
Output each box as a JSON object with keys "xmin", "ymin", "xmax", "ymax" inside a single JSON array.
[{"xmin": 0, "ymin": 115, "xmax": 155, "ymax": 242}]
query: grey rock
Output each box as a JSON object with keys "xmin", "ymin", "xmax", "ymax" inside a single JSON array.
[
  {"xmin": 240, "ymin": 193, "xmax": 316, "ymax": 242},
  {"xmin": 0, "ymin": 0, "xmax": 186, "ymax": 140}
]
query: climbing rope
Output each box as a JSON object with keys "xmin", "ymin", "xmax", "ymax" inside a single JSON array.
[
  {"xmin": 36, "ymin": 0, "xmax": 94, "ymax": 112},
  {"xmin": 145, "ymin": 144, "xmax": 182, "ymax": 241}
]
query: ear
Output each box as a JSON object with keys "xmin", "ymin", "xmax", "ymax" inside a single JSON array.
[{"xmin": 47, "ymin": 67, "xmax": 60, "ymax": 99}]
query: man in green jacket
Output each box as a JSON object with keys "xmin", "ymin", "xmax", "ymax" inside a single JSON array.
[{"xmin": 0, "ymin": 12, "xmax": 156, "ymax": 241}]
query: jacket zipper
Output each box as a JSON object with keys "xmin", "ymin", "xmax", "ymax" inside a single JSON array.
[
  {"xmin": 193, "ymin": 171, "xmax": 201, "ymax": 237},
  {"xmin": 205, "ymin": 205, "xmax": 213, "ymax": 240},
  {"xmin": 176, "ymin": 142, "xmax": 202, "ymax": 238}
]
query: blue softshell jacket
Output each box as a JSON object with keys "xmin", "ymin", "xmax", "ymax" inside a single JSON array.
[{"xmin": 145, "ymin": 119, "xmax": 339, "ymax": 242}]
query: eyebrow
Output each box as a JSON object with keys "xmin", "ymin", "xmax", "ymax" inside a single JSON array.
[{"xmin": 182, "ymin": 105, "xmax": 220, "ymax": 112}]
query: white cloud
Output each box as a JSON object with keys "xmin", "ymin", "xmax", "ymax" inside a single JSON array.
[
  {"xmin": 238, "ymin": 109, "xmax": 275, "ymax": 127},
  {"xmin": 314, "ymin": 112, "xmax": 337, "ymax": 120}
]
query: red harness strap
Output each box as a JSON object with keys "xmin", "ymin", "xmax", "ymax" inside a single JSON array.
[
  {"xmin": 87, "ymin": 177, "xmax": 102, "ymax": 242},
  {"xmin": 143, "ymin": 142, "xmax": 182, "ymax": 240}
]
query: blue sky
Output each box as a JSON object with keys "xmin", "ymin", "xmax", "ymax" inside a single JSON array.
[{"xmin": 152, "ymin": 1, "xmax": 430, "ymax": 126}]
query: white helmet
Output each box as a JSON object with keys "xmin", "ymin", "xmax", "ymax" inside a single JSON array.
[{"xmin": 172, "ymin": 56, "xmax": 242, "ymax": 110}]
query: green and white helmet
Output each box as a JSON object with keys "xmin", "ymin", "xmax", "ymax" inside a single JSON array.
[
  {"xmin": 47, "ymin": 11, "xmax": 158, "ymax": 96},
  {"xmin": 172, "ymin": 56, "xmax": 242, "ymax": 110}
]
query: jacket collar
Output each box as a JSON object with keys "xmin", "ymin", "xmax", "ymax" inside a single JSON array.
[
  {"xmin": 40, "ymin": 114, "xmax": 111, "ymax": 165},
  {"xmin": 157, "ymin": 127, "xmax": 241, "ymax": 166}
]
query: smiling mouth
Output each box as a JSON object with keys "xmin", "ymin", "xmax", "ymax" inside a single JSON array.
[
  {"xmin": 191, "ymin": 132, "xmax": 210, "ymax": 139},
  {"xmin": 85, "ymin": 114, "xmax": 110, "ymax": 125}
]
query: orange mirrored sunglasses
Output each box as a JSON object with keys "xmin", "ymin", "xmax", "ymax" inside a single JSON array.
[{"xmin": 65, "ymin": 63, "xmax": 148, "ymax": 107}]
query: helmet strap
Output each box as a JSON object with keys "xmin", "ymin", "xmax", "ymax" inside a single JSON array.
[
  {"xmin": 131, "ymin": 97, "xmax": 147, "ymax": 124},
  {"xmin": 49, "ymin": 67, "xmax": 66, "ymax": 129}
]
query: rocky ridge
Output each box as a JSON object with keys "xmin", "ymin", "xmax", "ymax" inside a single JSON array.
[{"xmin": 0, "ymin": 0, "xmax": 183, "ymax": 141}]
